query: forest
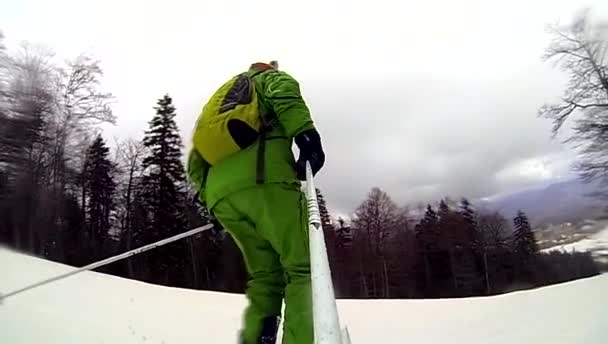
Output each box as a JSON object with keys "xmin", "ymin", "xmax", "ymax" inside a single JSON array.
[{"xmin": 0, "ymin": 18, "xmax": 603, "ymax": 299}]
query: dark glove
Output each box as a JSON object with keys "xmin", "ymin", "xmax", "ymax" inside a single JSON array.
[
  {"xmin": 205, "ymin": 209, "xmax": 224, "ymax": 236},
  {"xmin": 192, "ymin": 193, "xmax": 224, "ymax": 235},
  {"xmin": 294, "ymin": 128, "xmax": 325, "ymax": 180},
  {"xmin": 210, "ymin": 217, "xmax": 224, "ymax": 236}
]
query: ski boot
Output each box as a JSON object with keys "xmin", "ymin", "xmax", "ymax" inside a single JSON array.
[
  {"xmin": 259, "ymin": 315, "xmax": 281, "ymax": 344},
  {"xmin": 237, "ymin": 315, "xmax": 281, "ymax": 344}
]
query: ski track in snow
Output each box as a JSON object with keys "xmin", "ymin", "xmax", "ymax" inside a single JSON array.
[{"xmin": 1, "ymin": 246, "xmax": 607, "ymax": 343}]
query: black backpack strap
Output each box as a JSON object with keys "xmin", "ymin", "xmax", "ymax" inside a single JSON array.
[
  {"xmin": 250, "ymin": 68, "xmax": 279, "ymax": 184},
  {"xmin": 256, "ymin": 126, "xmax": 267, "ymax": 184},
  {"xmin": 255, "ymin": 110, "xmax": 277, "ymax": 184}
]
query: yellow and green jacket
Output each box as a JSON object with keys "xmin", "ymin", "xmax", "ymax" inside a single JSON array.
[{"xmin": 187, "ymin": 63, "xmax": 317, "ymax": 210}]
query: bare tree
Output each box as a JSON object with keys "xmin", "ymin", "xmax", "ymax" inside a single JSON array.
[
  {"xmin": 49, "ymin": 54, "xmax": 116, "ymax": 195},
  {"xmin": 0, "ymin": 38, "xmax": 115, "ymax": 257},
  {"xmin": 352, "ymin": 187, "xmax": 401, "ymax": 297},
  {"xmin": 354, "ymin": 187, "xmax": 400, "ymax": 255},
  {"xmin": 3, "ymin": 42, "xmax": 55, "ymax": 170},
  {"xmin": 31, "ymin": 54, "xmax": 116, "ymax": 255},
  {"xmin": 0, "ymin": 30, "xmax": 8, "ymax": 88},
  {"xmin": 114, "ymin": 138, "xmax": 147, "ymax": 277},
  {"xmin": 539, "ymin": 10, "xmax": 608, "ymax": 190},
  {"xmin": 383, "ymin": 206, "xmax": 411, "ymax": 297},
  {"xmin": 1, "ymin": 42, "xmax": 56, "ymax": 252},
  {"xmin": 479, "ymin": 211, "xmax": 509, "ymax": 248},
  {"xmin": 478, "ymin": 211, "xmax": 510, "ymax": 294}
]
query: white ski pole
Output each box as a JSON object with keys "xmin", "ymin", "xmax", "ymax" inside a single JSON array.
[
  {"xmin": 0, "ymin": 223, "xmax": 214, "ymax": 302},
  {"xmin": 305, "ymin": 161, "xmax": 345, "ymax": 344}
]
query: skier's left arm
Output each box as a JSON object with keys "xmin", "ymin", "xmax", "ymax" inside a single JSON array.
[{"xmin": 186, "ymin": 148, "xmax": 210, "ymax": 206}]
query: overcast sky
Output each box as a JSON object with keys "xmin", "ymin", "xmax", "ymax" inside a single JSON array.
[{"xmin": 2, "ymin": 0, "xmax": 608, "ymax": 215}]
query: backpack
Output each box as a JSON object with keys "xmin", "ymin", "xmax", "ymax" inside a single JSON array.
[{"xmin": 192, "ymin": 71, "xmax": 271, "ymax": 166}]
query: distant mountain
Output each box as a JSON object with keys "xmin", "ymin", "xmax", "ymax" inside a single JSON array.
[
  {"xmin": 334, "ymin": 178, "xmax": 606, "ymax": 229},
  {"xmin": 478, "ymin": 178, "xmax": 606, "ymax": 226}
]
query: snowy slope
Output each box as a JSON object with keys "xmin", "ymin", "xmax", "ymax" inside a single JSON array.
[
  {"xmin": 1, "ymin": 246, "xmax": 608, "ymax": 344},
  {"xmin": 543, "ymin": 226, "xmax": 608, "ymax": 263}
]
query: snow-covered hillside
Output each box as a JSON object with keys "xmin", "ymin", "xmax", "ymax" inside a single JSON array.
[
  {"xmin": 543, "ymin": 226, "xmax": 608, "ymax": 264},
  {"xmin": 1, "ymin": 246, "xmax": 607, "ymax": 344}
]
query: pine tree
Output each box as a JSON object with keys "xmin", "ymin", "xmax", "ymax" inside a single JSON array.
[
  {"xmin": 332, "ymin": 216, "xmax": 353, "ymax": 297},
  {"xmin": 512, "ymin": 210, "xmax": 539, "ymax": 283},
  {"xmin": 434, "ymin": 199, "xmax": 466, "ymax": 295},
  {"xmin": 437, "ymin": 199, "xmax": 454, "ymax": 248},
  {"xmin": 513, "ymin": 210, "xmax": 538, "ymax": 258},
  {"xmin": 415, "ymin": 204, "xmax": 439, "ymax": 296},
  {"xmin": 416, "ymin": 204, "xmax": 439, "ymax": 239},
  {"xmin": 81, "ymin": 135, "xmax": 116, "ymax": 260},
  {"xmin": 61, "ymin": 194, "xmax": 85, "ymax": 266},
  {"xmin": 451, "ymin": 197, "xmax": 479, "ymax": 296},
  {"xmin": 0, "ymin": 171, "xmax": 11, "ymax": 245},
  {"xmin": 415, "ymin": 204, "xmax": 439, "ymax": 255},
  {"xmin": 316, "ymin": 187, "xmax": 338, "ymax": 285},
  {"xmin": 459, "ymin": 198, "xmax": 480, "ymax": 253},
  {"xmin": 316, "ymin": 188, "xmax": 333, "ymax": 229},
  {"xmin": 138, "ymin": 94, "xmax": 189, "ymax": 286},
  {"xmin": 438, "ymin": 199, "xmax": 450, "ymax": 219},
  {"xmin": 335, "ymin": 217, "xmax": 353, "ymax": 248},
  {"xmin": 127, "ymin": 190, "xmax": 150, "ymax": 279},
  {"xmin": 459, "ymin": 198, "xmax": 476, "ymax": 234}
]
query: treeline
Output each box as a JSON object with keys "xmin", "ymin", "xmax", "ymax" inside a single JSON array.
[
  {"xmin": 0, "ymin": 35, "xmax": 239, "ymax": 290},
  {"xmin": 0, "ymin": 33, "xmax": 600, "ymax": 298},
  {"xmin": 322, "ymin": 188, "xmax": 600, "ymax": 299}
]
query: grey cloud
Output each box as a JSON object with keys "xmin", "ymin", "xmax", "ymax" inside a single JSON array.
[
  {"xmin": 3, "ymin": 0, "xmax": 601, "ymax": 221},
  {"xmin": 306, "ymin": 73, "xmax": 576, "ymax": 215}
]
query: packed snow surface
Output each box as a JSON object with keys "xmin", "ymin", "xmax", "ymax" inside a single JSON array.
[{"xmin": 1, "ymin": 246, "xmax": 607, "ymax": 343}]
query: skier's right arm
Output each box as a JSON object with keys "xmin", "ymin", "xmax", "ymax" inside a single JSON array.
[
  {"xmin": 262, "ymin": 71, "xmax": 325, "ymax": 179},
  {"xmin": 262, "ymin": 71, "xmax": 316, "ymax": 139}
]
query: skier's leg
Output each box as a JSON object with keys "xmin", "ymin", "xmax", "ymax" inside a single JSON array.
[
  {"xmin": 260, "ymin": 185, "xmax": 314, "ymax": 344},
  {"xmin": 212, "ymin": 195, "xmax": 285, "ymax": 344}
]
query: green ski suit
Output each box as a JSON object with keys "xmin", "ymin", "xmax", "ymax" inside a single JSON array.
[{"xmin": 187, "ymin": 63, "xmax": 318, "ymax": 344}]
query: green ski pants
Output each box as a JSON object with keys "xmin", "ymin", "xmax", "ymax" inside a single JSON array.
[{"xmin": 212, "ymin": 184, "xmax": 314, "ymax": 344}]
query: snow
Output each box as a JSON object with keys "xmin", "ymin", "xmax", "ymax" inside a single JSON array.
[
  {"xmin": 1, "ymin": 246, "xmax": 608, "ymax": 344},
  {"xmin": 542, "ymin": 226, "xmax": 608, "ymax": 263}
]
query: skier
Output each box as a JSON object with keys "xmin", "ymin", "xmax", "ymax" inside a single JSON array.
[{"xmin": 187, "ymin": 61, "xmax": 325, "ymax": 344}]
